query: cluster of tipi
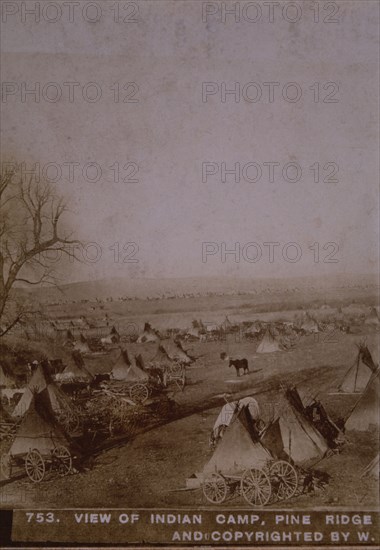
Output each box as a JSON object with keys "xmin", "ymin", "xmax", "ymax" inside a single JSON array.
[
  {"xmin": 194, "ymin": 344, "xmax": 380, "ymax": 486},
  {"xmin": 108, "ymin": 339, "xmax": 193, "ymax": 382},
  {"xmin": 0, "ymin": 338, "xmax": 194, "ymax": 465},
  {"xmin": 199, "ymin": 389, "xmax": 339, "ymax": 481}
]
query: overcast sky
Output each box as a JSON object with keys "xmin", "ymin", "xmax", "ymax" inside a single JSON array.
[{"xmin": 1, "ymin": 0, "xmax": 379, "ymax": 282}]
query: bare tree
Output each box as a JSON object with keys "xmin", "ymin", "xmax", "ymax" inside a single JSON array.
[{"xmin": 0, "ymin": 169, "xmax": 81, "ymax": 337}]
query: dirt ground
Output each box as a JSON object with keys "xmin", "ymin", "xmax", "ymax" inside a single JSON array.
[{"xmin": 1, "ymin": 329, "xmax": 378, "ymax": 510}]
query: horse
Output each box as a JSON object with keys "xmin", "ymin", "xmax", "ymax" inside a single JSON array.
[{"xmin": 220, "ymin": 353, "xmax": 249, "ymax": 377}]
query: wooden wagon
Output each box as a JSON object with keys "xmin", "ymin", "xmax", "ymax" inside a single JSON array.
[
  {"xmin": 148, "ymin": 345, "xmax": 187, "ymax": 392},
  {"xmin": 100, "ymin": 378, "xmax": 155, "ymax": 404},
  {"xmin": 1, "ymin": 398, "xmax": 74, "ymax": 483},
  {"xmin": 1, "ymin": 443, "xmax": 73, "ymax": 483},
  {"xmin": 163, "ymin": 363, "xmax": 186, "ymax": 391},
  {"xmin": 202, "ymin": 459, "xmax": 298, "ymax": 506}
]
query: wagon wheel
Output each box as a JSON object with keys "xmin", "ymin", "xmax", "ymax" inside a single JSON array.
[
  {"xmin": 269, "ymin": 460, "xmax": 298, "ymax": 501},
  {"xmin": 58, "ymin": 410, "xmax": 80, "ymax": 434},
  {"xmin": 52, "ymin": 445, "xmax": 72, "ymax": 476},
  {"xmin": 240, "ymin": 468, "xmax": 272, "ymax": 507},
  {"xmin": 129, "ymin": 383, "xmax": 149, "ymax": 403},
  {"xmin": 169, "ymin": 372, "xmax": 186, "ymax": 391},
  {"xmin": 168, "ymin": 363, "xmax": 183, "ymax": 376},
  {"xmin": 1, "ymin": 453, "xmax": 12, "ymax": 479},
  {"xmin": 202, "ymin": 473, "xmax": 228, "ymax": 504},
  {"xmin": 25, "ymin": 449, "xmax": 45, "ymax": 483}
]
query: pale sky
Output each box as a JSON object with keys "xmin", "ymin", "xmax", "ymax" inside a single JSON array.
[{"xmin": 1, "ymin": 0, "xmax": 379, "ymax": 282}]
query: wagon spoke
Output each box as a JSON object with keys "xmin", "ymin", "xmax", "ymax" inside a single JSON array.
[
  {"xmin": 270, "ymin": 460, "xmax": 298, "ymax": 501},
  {"xmin": 129, "ymin": 383, "xmax": 149, "ymax": 404},
  {"xmin": 202, "ymin": 474, "xmax": 228, "ymax": 504},
  {"xmin": 241, "ymin": 468, "xmax": 272, "ymax": 507},
  {"xmin": 52, "ymin": 445, "xmax": 72, "ymax": 476},
  {"xmin": 25, "ymin": 450, "xmax": 45, "ymax": 483}
]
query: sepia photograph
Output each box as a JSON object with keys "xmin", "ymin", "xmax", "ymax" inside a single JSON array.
[{"xmin": 0, "ymin": 0, "xmax": 379, "ymax": 547}]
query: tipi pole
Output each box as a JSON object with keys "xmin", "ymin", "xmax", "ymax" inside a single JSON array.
[
  {"xmin": 337, "ymin": 358, "xmax": 358, "ymax": 392},
  {"xmin": 353, "ymin": 351, "xmax": 361, "ymax": 392}
]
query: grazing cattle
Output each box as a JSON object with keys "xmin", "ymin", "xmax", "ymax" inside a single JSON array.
[{"xmin": 220, "ymin": 352, "xmax": 249, "ymax": 377}]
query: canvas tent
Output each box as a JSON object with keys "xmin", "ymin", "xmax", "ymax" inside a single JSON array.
[
  {"xmin": 101, "ymin": 326, "xmax": 120, "ymax": 345},
  {"xmin": 365, "ymin": 307, "xmax": 380, "ymax": 326},
  {"xmin": 300, "ymin": 313, "xmax": 319, "ymax": 334},
  {"xmin": 274, "ymin": 403, "xmax": 329, "ymax": 463},
  {"xmin": 135, "ymin": 353, "xmax": 145, "ymax": 371},
  {"xmin": 0, "ymin": 364, "xmax": 15, "ymax": 388},
  {"xmin": 258, "ymin": 387, "xmax": 330, "ymax": 464},
  {"xmin": 57, "ymin": 360, "xmax": 94, "ymax": 384},
  {"xmin": 110, "ymin": 350, "xmax": 149, "ymax": 382},
  {"xmin": 186, "ymin": 327, "xmax": 201, "ymax": 340},
  {"xmin": 361, "ymin": 455, "xmax": 379, "ymax": 479},
  {"xmin": 203, "ymin": 407, "xmax": 272, "ymax": 475},
  {"xmin": 137, "ymin": 323, "xmax": 159, "ymax": 343},
  {"xmin": 256, "ymin": 329, "xmax": 282, "ymax": 353},
  {"xmin": 211, "ymin": 398, "xmax": 260, "ymax": 442},
  {"xmin": 73, "ymin": 334, "xmax": 91, "ymax": 354},
  {"xmin": 163, "ymin": 339, "xmax": 192, "ymax": 365},
  {"xmin": 345, "ymin": 371, "xmax": 380, "ymax": 432},
  {"xmin": 220, "ymin": 316, "xmax": 235, "ymax": 332},
  {"xmin": 337, "ymin": 345, "xmax": 379, "ymax": 393},
  {"xmin": 12, "ymin": 365, "xmax": 72, "ymax": 418},
  {"xmin": 150, "ymin": 345, "xmax": 176, "ymax": 369},
  {"xmin": 10, "ymin": 397, "xmax": 69, "ymax": 456}
]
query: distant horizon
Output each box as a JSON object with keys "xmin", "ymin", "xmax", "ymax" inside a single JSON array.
[
  {"xmin": 41, "ymin": 270, "xmax": 380, "ymax": 285},
  {"xmin": 16, "ymin": 270, "xmax": 380, "ymax": 294}
]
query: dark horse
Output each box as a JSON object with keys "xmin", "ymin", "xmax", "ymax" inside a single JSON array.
[{"xmin": 220, "ymin": 352, "xmax": 249, "ymax": 377}]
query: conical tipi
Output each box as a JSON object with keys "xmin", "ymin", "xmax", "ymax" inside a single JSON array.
[
  {"xmin": 59, "ymin": 360, "xmax": 93, "ymax": 384},
  {"xmin": 300, "ymin": 313, "xmax": 319, "ymax": 333},
  {"xmin": 365, "ymin": 308, "xmax": 380, "ymax": 326},
  {"xmin": 256, "ymin": 329, "xmax": 281, "ymax": 353},
  {"xmin": 203, "ymin": 409, "xmax": 272, "ymax": 474},
  {"xmin": 0, "ymin": 364, "xmax": 15, "ymax": 388},
  {"xmin": 151, "ymin": 345, "xmax": 176, "ymax": 369},
  {"xmin": 162, "ymin": 340, "xmax": 192, "ymax": 365},
  {"xmin": 10, "ymin": 397, "xmax": 69, "ymax": 456},
  {"xmin": 361, "ymin": 455, "xmax": 379, "ymax": 479},
  {"xmin": 110, "ymin": 350, "xmax": 148, "ymax": 382},
  {"xmin": 137, "ymin": 323, "xmax": 159, "ymax": 343},
  {"xmin": 345, "ymin": 371, "xmax": 380, "ymax": 432},
  {"xmin": 337, "ymin": 345, "xmax": 378, "ymax": 393},
  {"xmin": 276, "ymin": 404, "xmax": 329, "ymax": 463},
  {"xmin": 73, "ymin": 334, "xmax": 90, "ymax": 354},
  {"xmin": 12, "ymin": 365, "xmax": 72, "ymax": 418}
]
